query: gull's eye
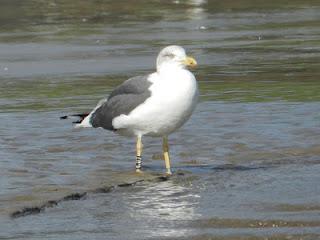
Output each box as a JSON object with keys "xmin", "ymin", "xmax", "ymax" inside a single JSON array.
[{"xmin": 163, "ymin": 53, "xmax": 175, "ymax": 59}]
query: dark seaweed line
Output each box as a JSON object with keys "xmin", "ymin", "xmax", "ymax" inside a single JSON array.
[{"xmin": 10, "ymin": 175, "xmax": 170, "ymax": 218}]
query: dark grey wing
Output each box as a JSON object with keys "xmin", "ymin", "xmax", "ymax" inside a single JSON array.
[
  {"xmin": 107, "ymin": 75, "xmax": 151, "ymax": 100},
  {"xmin": 90, "ymin": 75, "xmax": 152, "ymax": 130}
]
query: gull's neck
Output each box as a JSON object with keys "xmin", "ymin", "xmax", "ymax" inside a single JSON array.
[{"xmin": 157, "ymin": 63, "xmax": 185, "ymax": 74}]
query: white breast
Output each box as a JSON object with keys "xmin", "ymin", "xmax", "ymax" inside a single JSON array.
[{"xmin": 113, "ymin": 68, "xmax": 198, "ymax": 137}]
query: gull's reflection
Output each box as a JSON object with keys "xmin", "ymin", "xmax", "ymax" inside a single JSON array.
[{"xmin": 127, "ymin": 179, "xmax": 200, "ymax": 238}]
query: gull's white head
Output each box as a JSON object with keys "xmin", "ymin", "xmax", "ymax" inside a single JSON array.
[{"xmin": 156, "ymin": 45, "xmax": 197, "ymax": 72}]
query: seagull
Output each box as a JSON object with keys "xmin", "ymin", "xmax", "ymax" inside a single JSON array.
[{"xmin": 61, "ymin": 45, "xmax": 198, "ymax": 174}]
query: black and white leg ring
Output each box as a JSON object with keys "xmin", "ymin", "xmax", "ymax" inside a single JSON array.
[{"xmin": 136, "ymin": 155, "xmax": 142, "ymax": 170}]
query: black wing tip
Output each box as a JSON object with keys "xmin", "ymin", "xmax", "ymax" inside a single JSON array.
[
  {"xmin": 72, "ymin": 120, "xmax": 82, "ymax": 124},
  {"xmin": 60, "ymin": 113, "xmax": 89, "ymax": 124}
]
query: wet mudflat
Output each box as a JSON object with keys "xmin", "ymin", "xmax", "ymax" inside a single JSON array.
[{"xmin": 1, "ymin": 1, "xmax": 320, "ymax": 239}]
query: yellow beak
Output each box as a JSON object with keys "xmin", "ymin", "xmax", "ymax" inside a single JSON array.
[{"xmin": 183, "ymin": 56, "xmax": 197, "ymax": 68}]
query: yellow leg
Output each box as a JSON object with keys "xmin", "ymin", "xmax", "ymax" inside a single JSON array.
[
  {"xmin": 162, "ymin": 136, "xmax": 172, "ymax": 175},
  {"xmin": 136, "ymin": 136, "xmax": 143, "ymax": 173}
]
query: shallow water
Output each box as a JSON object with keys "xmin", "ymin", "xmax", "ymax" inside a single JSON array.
[{"xmin": 1, "ymin": 0, "xmax": 320, "ymax": 239}]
